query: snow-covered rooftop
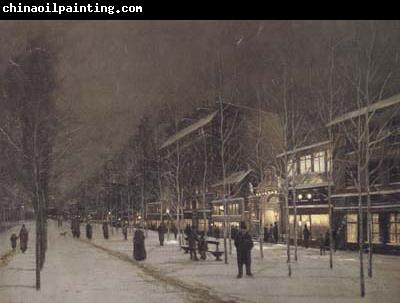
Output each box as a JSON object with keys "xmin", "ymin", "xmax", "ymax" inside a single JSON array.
[
  {"xmin": 327, "ymin": 93, "xmax": 400, "ymax": 127},
  {"xmin": 211, "ymin": 169, "xmax": 254, "ymax": 188},
  {"xmin": 160, "ymin": 111, "xmax": 218, "ymax": 150}
]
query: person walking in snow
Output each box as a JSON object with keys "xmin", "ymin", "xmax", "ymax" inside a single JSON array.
[
  {"xmin": 198, "ymin": 232, "xmax": 208, "ymax": 260},
  {"xmin": 234, "ymin": 221, "xmax": 253, "ymax": 278},
  {"xmin": 19, "ymin": 224, "xmax": 28, "ymax": 253},
  {"xmin": 273, "ymin": 222, "xmax": 279, "ymax": 243},
  {"xmin": 122, "ymin": 222, "xmax": 128, "ymax": 240},
  {"xmin": 10, "ymin": 233, "xmax": 18, "ymax": 252},
  {"xmin": 133, "ymin": 228, "xmax": 146, "ymax": 261},
  {"xmin": 187, "ymin": 226, "xmax": 199, "ymax": 261},
  {"xmin": 86, "ymin": 221, "xmax": 93, "ymax": 240},
  {"xmin": 303, "ymin": 224, "xmax": 310, "ymax": 248},
  {"xmin": 319, "ymin": 233, "xmax": 326, "ymax": 255},
  {"xmin": 171, "ymin": 223, "xmax": 178, "ymax": 240},
  {"xmin": 102, "ymin": 221, "xmax": 109, "ymax": 239},
  {"xmin": 157, "ymin": 222, "xmax": 167, "ymax": 246}
]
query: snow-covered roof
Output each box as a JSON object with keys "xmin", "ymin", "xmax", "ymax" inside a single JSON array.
[
  {"xmin": 326, "ymin": 94, "xmax": 400, "ymax": 127},
  {"xmin": 160, "ymin": 111, "xmax": 218, "ymax": 150},
  {"xmin": 211, "ymin": 169, "xmax": 254, "ymax": 188},
  {"xmin": 276, "ymin": 140, "xmax": 330, "ymax": 158}
]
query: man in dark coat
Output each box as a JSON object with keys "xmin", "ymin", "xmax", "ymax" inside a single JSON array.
[
  {"xmin": 86, "ymin": 222, "xmax": 93, "ymax": 240},
  {"xmin": 171, "ymin": 224, "xmax": 178, "ymax": 240},
  {"xmin": 187, "ymin": 227, "xmax": 199, "ymax": 261},
  {"xmin": 19, "ymin": 224, "xmax": 28, "ymax": 253},
  {"xmin": 10, "ymin": 233, "xmax": 18, "ymax": 251},
  {"xmin": 102, "ymin": 221, "xmax": 109, "ymax": 239},
  {"xmin": 198, "ymin": 233, "xmax": 208, "ymax": 260},
  {"xmin": 133, "ymin": 228, "xmax": 146, "ymax": 261},
  {"xmin": 273, "ymin": 222, "xmax": 279, "ymax": 243},
  {"xmin": 157, "ymin": 222, "xmax": 167, "ymax": 246},
  {"xmin": 234, "ymin": 221, "xmax": 253, "ymax": 278},
  {"xmin": 75, "ymin": 218, "xmax": 81, "ymax": 238},
  {"xmin": 303, "ymin": 224, "xmax": 311, "ymax": 248},
  {"xmin": 122, "ymin": 222, "xmax": 128, "ymax": 240},
  {"xmin": 231, "ymin": 226, "xmax": 238, "ymax": 240}
]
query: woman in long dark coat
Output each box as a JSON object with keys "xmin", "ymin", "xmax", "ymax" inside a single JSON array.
[
  {"xmin": 133, "ymin": 229, "xmax": 146, "ymax": 261},
  {"xmin": 19, "ymin": 224, "xmax": 28, "ymax": 253},
  {"xmin": 102, "ymin": 221, "xmax": 109, "ymax": 239},
  {"xmin": 86, "ymin": 222, "xmax": 93, "ymax": 240}
]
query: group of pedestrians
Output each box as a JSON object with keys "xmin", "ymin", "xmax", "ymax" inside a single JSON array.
[
  {"xmin": 263, "ymin": 222, "xmax": 279, "ymax": 243},
  {"xmin": 9, "ymin": 224, "xmax": 29, "ymax": 253}
]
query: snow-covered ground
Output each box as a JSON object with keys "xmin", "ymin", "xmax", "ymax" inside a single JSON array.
[
  {"xmin": 0, "ymin": 221, "xmax": 187, "ymax": 303},
  {"xmin": 1, "ymin": 221, "xmax": 399, "ymax": 303}
]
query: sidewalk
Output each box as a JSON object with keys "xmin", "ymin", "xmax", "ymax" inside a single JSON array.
[
  {"xmin": 87, "ymin": 223, "xmax": 400, "ymax": 303},
  {"xmin": 0, "ymin": 221, "xmax": 187, "ymax": 303}
]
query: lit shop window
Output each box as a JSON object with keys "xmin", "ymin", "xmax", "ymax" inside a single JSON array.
[
  {"xmin": 313, "ymin": 151, "xmax": 326, "ymax": 173},
  {"xmin": 372, "ymin": 214, "xmax": 380, "ymax": 243},
  {"xmin": 228, "ymin": 203, "xmax": 239, "ymax": 215},
  {"xmin": 299, "ymin": 155, "xmax": 312, "ymax": 174},
  {"xmin": 389, "ymin": 213, "xmax": 400, "ymax": 244},
  {"xmin": 346, "ymin": 214, "xmax": 358, "ymax": 243}
]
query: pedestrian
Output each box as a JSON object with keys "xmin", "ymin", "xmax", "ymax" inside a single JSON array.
[
  {"xmin": 234, "ymin": 221, "xmax": 253, "ymax": 278},
  {"xmin": 263, "ymin": 226, "xmax": 269, "ymax": 242},
  {"xmin": 319, "ymin": 233, "xmax": 326, "ymax": 255},
  {"xmin": 273, "ymin": 222, "xmax": 279, "ymax": 244},
  {"xmin": 324, "ymin": 230, "xmax": 330, "ymax": 250},
  {"xmin": 198, "ymin": 232, "xmax": 208, "ymax": 260},
  {"xmin": 75, "ymin": 218, "xmax": 81, "ymax": 238},
  {"xmin": 10, "ymin": 233, "xmax": 18, "ymax": 252},
  {"xmin": 303, "ymin": 224, "xmax": 310, "ymax": 248},
  {"xmin": 171, "ymin": 224, "xmax": 178, "ymax": 240},
  {"xmin": 184, "ymin": 224, "xmax": 191, "ymax": 237},
  {"xmin": 122, "ymin": 223, "xmax": 128, "ymax": 240},
  {"xmin": 187, "ymin": 226, "xmax": 199, "ymax": 261},
  {"xmin": 157, "ymin": 222, "xmax": 167, "ymax": 246},
  {"xmin": 332, "ymin": 229, "xmax": 337, "ymax": 252},
  {"xmin": 231, "ymin": 225, "xmax": 238, "ymax": 240},
  {"xmin": 133, "ymin": 228, "xmax": 146, "ymax": 261},
  {"xmin": 102, "ymin": 221, "xmax": 109, "ymax": 239},
  {"xmin": 86, "ymin": 222, "xmax": 93, "ymax": 240},
  {"xmin": 19, "ymin": 224, "xmax": 28, "ymax": 253}
]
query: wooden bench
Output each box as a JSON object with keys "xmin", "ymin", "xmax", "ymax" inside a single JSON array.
[{"xmin": 206, "ymin": 240, "xmax": 224, "ymax": 261}]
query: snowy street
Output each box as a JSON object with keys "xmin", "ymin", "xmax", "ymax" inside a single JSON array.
[{"xmin": 1, "ymin": 221, "xmax": 399, "ymax": 303}]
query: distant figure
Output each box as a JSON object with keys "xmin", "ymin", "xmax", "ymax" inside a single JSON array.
[
  {"xmin": 133, "ymin": 228, "xmax": 146, "ymax": 261},
  {"xmin": 269, "ymin": 224, "xmax": 274, "ymax": 242},
  {"xmin": 86, "ymin": 222, "xmax": 93, "ymax": 240},
  {"xmin": 263, "ymin": 226, "xmax": 269, "ymax": 242},
  {"xmin": 19, "ymin": 224, "xmax": 28, "ymax": 253},
  {"xmin": 171, "ymin": 224, "xmax": 178, "ymax": 240},
  {"xmin": 303, "ymin": 225, "xmax": 310, "ymax": 248},
  {"xmin": 324, "ymin": 230, "xmax": 330, "ymax": 249},
  {"xmin": 157, "ymin": 222, "xmax": 167, "ymax": 246},
  {"xmin": 102, "ymin": 222, "xmax": 109, "ymax": 239},
  {"xmin": 10, "ymin": 233, "xmax": 18, "ymax": 251},
  {"xmin": 57, "ymin": 216, "xmax": 63, "ymax": 227},
  {"xmin": 231, "ymin": 225, "xmax": 238, "ymax": 240},
  {"xmin": 184, "ymin": 224, "xmax": 191, "ymax": 237},
  {"xmin": 198, "ymin": 233, "xmax": 208, "ymax": 260},
  {"xmin": 234, "ymin": 221, "xmax": 254, "ymax": 278},
  {"xmin": 122, "ymin": 223, "xmax": 128, "ymax": 240},
  {"xmin": 332, "ymin": 229, "xmax": 337, "ymax": 252},
  {"xmin": 273, "ymin": 222, "xmax": 279, "ymax": 244},
  {"xmin": 187, "ymin": 227, "xmax": 199, "ymax": 261},
  {"xmin": 319, "ymin": 234, "xmax": 326, "ymax": 255}
]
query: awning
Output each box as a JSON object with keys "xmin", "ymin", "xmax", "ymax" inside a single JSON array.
[{"xmin": 160, "ymin": 111, "xmax": 217, "ymax": 150}]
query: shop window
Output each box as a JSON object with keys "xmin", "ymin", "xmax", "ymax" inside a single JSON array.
[
  {"xmin": 347, "ymin": 214, "xmax": 358, "ymax": 243},
  {"xmin": 389, "ymin": 213, "xmax": 400, "ymax": 244},
  {"xmin": 372, "ymin": 213, "xmax": 380, "ymax": 243},
  {"xmin": 299, "ymin": 154, "xmax": 312, "ymax": 174},
  {"xmin": 309, "ymin": 214, "xmax": 329, "ymax": 240},
  {"xmin": 228, "ymin": 203, "xmax": 239, "ymax": 215},
  {"xmin": 313, "ymin": 151, "xmax": 326, "ymax": 173}
]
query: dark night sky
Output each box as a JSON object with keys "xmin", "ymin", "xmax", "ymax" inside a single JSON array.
[{"xmin": 1, "ymin": 20, "xmax": 399, "ymax": 195}]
